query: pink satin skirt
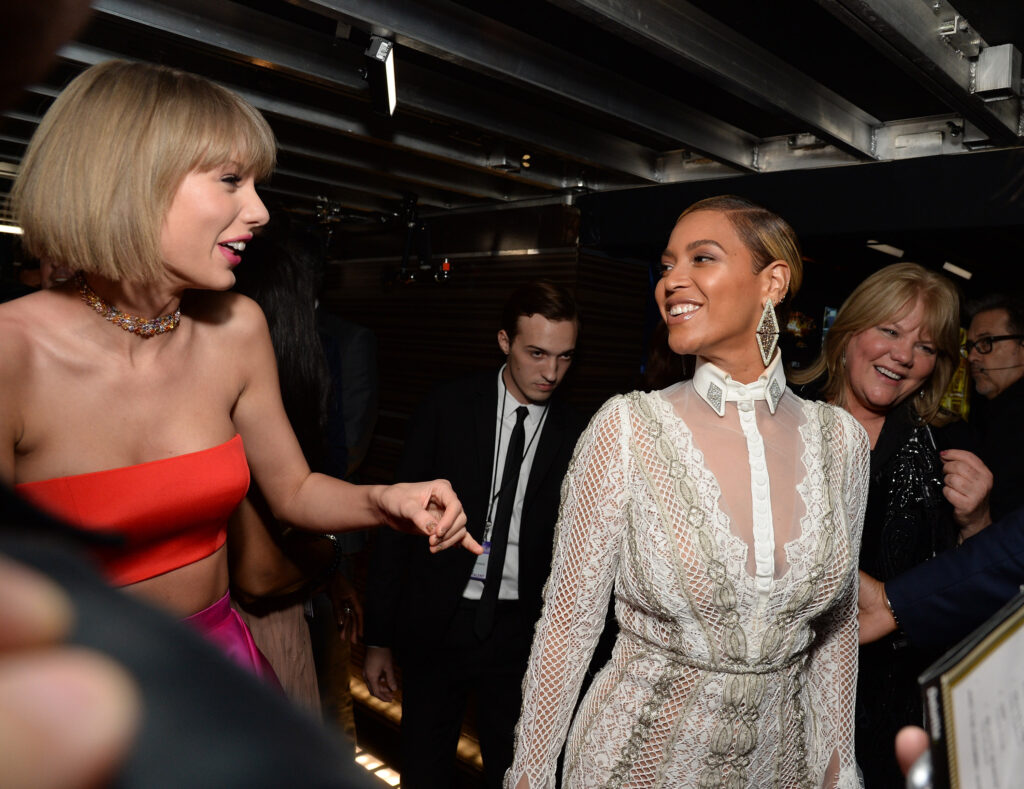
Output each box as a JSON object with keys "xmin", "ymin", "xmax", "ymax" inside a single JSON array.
[{"xmin": 183, "ymin": 591, "xmax": 281, "ymax": 687}]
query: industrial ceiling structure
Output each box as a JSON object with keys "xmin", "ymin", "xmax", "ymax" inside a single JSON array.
[{"xmin": 2, "ymin": 0, "xmax": 1024, "ymax": 240}]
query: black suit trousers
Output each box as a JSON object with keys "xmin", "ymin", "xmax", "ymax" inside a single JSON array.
[{"xmin": 398, "ymin": 599, "xmax": 534, "ymax": 789}]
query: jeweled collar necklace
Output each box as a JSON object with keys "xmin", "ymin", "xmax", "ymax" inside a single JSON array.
[{"xmin": 75, "ymin": 272, "xmax": 181, "ymax": 338}]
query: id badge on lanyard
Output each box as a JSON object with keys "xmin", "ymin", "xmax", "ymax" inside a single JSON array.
[{"xmin": 469, "ymin": 520, "xmax": 494, "ymax": 581}]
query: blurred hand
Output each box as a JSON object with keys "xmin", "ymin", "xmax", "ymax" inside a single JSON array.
[
  {"xmin": 362, "ymin": 645, "xmax": 398, "ymax": 703},
  {"xmin": 941, "ymin": 449, "xmax": 992, "ymax": 540},
  {"xmin": 0, "ymin": 554, "xmax": 141, "ymax": 789},
  {"xmin": 896, "ymin": 725, "xmax": 930, "ymax": 778},
  {"xmin": 857, "ymin": 570, "xmax": 897, "ymax": 644},
  {"xmin": 377, "ymin": 480, "xmax": 482, "ymax": 555}
]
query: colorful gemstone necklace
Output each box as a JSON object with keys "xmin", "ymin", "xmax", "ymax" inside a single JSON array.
[{"xmin": 75, "ymin": 272, "xmax": 181, "ymax": 338}]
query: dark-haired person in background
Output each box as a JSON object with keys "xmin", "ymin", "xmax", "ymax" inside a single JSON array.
[
  {"xmin": 228, "ymin": 227, "xmax": 343, "ymax": 710},
  {"xmin": 231, "ymin": 223, "xmax": 376, "ymax": 746},
  {"xmin": 363, "ymin": 281, "xmax": 584, "ymax": 788},
  {"xmin": 964, "ymin": 293, "xmax": 1024, "ymax": 520}
]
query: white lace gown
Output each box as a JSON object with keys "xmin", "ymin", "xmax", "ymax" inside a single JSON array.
[{"xmin": 507, "ymin": 356, "xmax": 870, "ymax": 789}]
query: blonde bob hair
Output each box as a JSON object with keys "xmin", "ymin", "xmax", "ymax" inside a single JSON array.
[
  {"xmin": 792, "ymin": 262, "xmax": 960, "ymax": 426},
  {"xmin": 677, "ymin": 195, "xmax": 804, "ymax": 301},
  {"xmin": 13, "ymin": 60, "xmax": 276, "ymax": 283}
]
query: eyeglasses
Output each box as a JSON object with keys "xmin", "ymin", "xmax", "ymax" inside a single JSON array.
[{"xmin": 960, "ymin": 334, "xmax": 1024, "ymax": 357}]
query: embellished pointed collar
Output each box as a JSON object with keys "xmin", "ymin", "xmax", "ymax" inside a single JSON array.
[{"xmin": 692, "ymin": 352, "xmax": 787, "ymax": 417}]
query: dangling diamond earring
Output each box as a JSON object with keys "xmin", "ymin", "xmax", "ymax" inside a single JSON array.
[{"xmin": 756, "ymin": 298, "xmax": 779, "ymax": 366}]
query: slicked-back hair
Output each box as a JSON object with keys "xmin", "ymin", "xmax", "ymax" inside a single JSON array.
[
  {"xmin": 13, "ymin": 60, "xmax": 276, "ymax": 283},
  {"xmin": 791, "ymin": 262, "xmax": 961, "ymax": 426},
  {"xmin": 500, "ymin": 280, "xmax": 580, "ymax": 342},
  {"xmin": 677, "ymin": 195, "xmax": 804, "ymax": 301},
  {"xmin": 966, "ymin": 293, "xmax": 1024, "ymax": 335}
]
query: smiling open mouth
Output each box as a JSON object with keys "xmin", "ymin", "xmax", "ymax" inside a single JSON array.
[
  {"xmin": 874, "ymin": 366, "xmax": 903, "ymax": 381},
  {"xmin": 668, "ymin": 304, "xmax": 700, "ymax": 317}
]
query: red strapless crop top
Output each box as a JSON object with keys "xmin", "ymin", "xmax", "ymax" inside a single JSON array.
[{"xmin": 15, "ymin": 435, "xmax": 249, "ymax": 586}]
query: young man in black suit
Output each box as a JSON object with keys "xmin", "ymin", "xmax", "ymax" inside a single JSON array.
[{"xmin": 363, "ymin": 281, "xmax": 584, "ymax": 788}]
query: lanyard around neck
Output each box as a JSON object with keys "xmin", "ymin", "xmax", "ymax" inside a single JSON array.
[{"xmin": 486, "ymin": 386, "xmax": 549, "ymax": 523}]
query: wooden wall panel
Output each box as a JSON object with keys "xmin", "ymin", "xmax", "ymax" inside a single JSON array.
[{"xmin": 321, "ymin": 209, "xmax": 651, "ymax": 484}]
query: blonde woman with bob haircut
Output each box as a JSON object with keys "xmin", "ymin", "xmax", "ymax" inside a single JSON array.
[
  {"xmin": 508, "ymin": 195, "xmax": 869, "ymax": 788},
  {"xmin": 0, "ymin": 60, "xmax": 479, "ymax": 678},
  {"xmin": 792, "ymin": 261, "xmax": 992, "ymax": 787}
]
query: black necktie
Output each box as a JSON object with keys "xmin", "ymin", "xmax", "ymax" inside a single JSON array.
[{"xmin": 475, "ymin": 405, "xmax": 528, "ymax": 639}]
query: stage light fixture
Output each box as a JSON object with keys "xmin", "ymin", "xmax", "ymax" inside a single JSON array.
[{"xmin": 365, "ymin": 36, "xmax": 397, "ymax": 116}]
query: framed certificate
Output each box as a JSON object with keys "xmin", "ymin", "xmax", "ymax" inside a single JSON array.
[{"xmin": 919, "ymin": 589, "xmax": 1024, "ymax": 789}]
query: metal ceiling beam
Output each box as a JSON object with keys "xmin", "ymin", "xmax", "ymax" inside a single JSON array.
[
  {"xmin": 276, "ymin": 142, "xmax": 549, "ymax": 203},
  {"xmin": 91, "ymin": 0, "xmax": 367, "ymax": 89},
  {"xmin": 55, "ymin": 43, "xmax": 574, "ymax": 193},
  {"xmin": 390, "ymin": 58, "xmax": 662, "ymax": 185},
  {"xmin": 261, "ymin": 181, "xmax": 394, "ymax": 215},
  {"xmin": 272, "ymin": 165, "xmax": 461, "ymax": 209},
  {"xmin": 547, "ymin": 0, "xmax": 879, "ymax": 159},
  {"xmin": 291, "ymin": 0, "xmax": 761, "ymax": 170},
  {"xmin": 88, "ymin": 0, "xmax": 663, "ymax": 184},
  {"xmin": 814, "ymin": 0, "xmax": 1021, "ymax": 143}
]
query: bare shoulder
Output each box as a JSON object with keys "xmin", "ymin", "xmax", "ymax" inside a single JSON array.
[
  {"xmin": 184, "ymin": 290, "xmax": 269, "ymax": 342},
  {"xmin": 181, "ymin": 290, "xmax": 274, "ymax": 394},
  {"xmin": 0, "ymin": 291, "xmax": 69, "ymax": 447},
  {"xmin": 0, "ymin": 290, "xmax": 65, "ymax": 369}
]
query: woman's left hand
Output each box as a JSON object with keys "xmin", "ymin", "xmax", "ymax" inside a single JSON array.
[
  {"xmin": 940, "ymin": 449, "xmax": 993, "ymax": 540},
  {"xmin": 377, "ymin": 480, "xmax": 482, "ymax": 554}
]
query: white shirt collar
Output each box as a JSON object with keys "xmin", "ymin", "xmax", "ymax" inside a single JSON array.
[
  {"xmin": 496, "ymin": 365, "xmax": 546, "ymax": 420},
  {"xmin": 692, "ymin": 352, "xmax": 787, "ymax": 417}
]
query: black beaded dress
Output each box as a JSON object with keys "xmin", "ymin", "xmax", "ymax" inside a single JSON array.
[{"xmin": 855, "ymin": 398, "xmax": 965, "ymax": 788}]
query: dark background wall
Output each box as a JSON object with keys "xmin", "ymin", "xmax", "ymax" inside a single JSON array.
[
  {"xmin": 322, "ymin": 203, "xmax": 649, "ymax": 486},
  {"xmin": 320, "ymin": 149, "xmax": 1024, "ymax": 485}
]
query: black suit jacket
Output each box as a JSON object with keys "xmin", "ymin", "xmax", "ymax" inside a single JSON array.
[
  {"xmin": 364, "ymin": 370, "xmax": 583, "ymax": 653},
  {"xmin": 887, "ymin": 504, "xmax": 1024, "ymax": 649}
]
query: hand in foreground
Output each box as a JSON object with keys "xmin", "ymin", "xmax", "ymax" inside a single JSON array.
[
  {"xmin": 896, "ymin": 725, "xmax": 930, "ymax": 780},
  {"xmin": 940, "ymin": 449, "xmax": 993, "ymax": 540},
  {"xmin": 377, "ymin": 480, "xmax": 482, "ymax": 555},
  {"xmin": 362, "ymin": 645, "xmax": 398, "ymax": 702},
  {"xmin": 327, "ymin": 573, "xmax": 364, "ymax": 644},
  {"xmin": 0, "ymin": 555, "xmax": 140, "ymax": 789},
  {"xmin": 857, "ymin": 570, "xmax": 897, "ymax": 644}
]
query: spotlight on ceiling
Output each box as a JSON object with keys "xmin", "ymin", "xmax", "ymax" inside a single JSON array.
[
  {"xmin": 364, "ymin": 36, "xmax": 397, "ymax": 116},
  {"xmin": 942, "ymin": 261, "xmax": 973, "ymax": 280}
]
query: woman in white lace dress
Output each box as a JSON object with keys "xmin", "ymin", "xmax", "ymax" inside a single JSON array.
[{"xmin": 507, "ymin": 196, "xmax": 870, "ymax": 789}]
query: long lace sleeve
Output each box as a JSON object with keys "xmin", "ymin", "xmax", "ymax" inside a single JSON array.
[
  {"xmin": 506, "ymin": 397, "xmax": 632, "ymax": 789},
  {"xmin": 805, "ymin": 407, "xmax": 869, "ymax": 788}
]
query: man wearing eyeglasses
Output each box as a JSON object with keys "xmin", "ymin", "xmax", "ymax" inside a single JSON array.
[{"xmin": 964, "ymin": 294, "xmax": 1024, "ymax": 520}]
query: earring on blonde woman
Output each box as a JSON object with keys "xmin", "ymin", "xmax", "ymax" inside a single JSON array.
[{"xmin": 756, "ymin": 298, "xmax": 779, "ymax": 366}]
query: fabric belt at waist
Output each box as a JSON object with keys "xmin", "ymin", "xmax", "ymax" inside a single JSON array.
[{"xmin": 620, "ymin": 629, "xmax": 808, "ymax": 676}]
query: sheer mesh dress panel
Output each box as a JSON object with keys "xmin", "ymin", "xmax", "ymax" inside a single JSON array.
[{"xmin": 507, "ymin": 370, "xmax": 869, "ymax": 789}]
